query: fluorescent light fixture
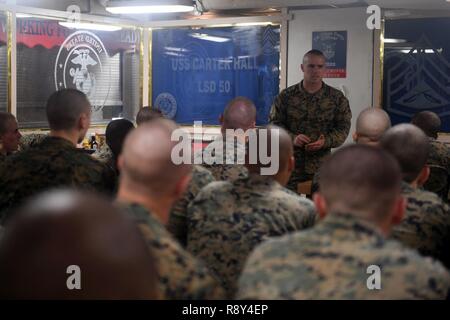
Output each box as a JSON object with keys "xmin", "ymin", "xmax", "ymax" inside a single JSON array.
[
  {"xmin": 384, "ymin": 10, "xmax": 411, "ymax": 18},
  {"xmin": 106, "ymin": 5, "xmax": 194, "ymax": 14},
  {"xmin": 235, "ymin": 22, "xmax": 274, "ymax": 27},
  {"xmin": 190, "ymin": 33, "xmax": 230, "ymax": 43},
  {"xmin": 59, "ymin": 22, "xmax": 122, "ymax": 32},
  {"xmin": 383, "ymin": 38, "xmax": 407, "ymax": 43},
  {"xmin": 16, "ymin": 13, "xmax": 33, "ymax": 18},
  {"xmin": 208, "ymin": 24, "xmax": 234, "ymax": 28},
  {"xmin": 400, "ymin": 48, "xmax": 442, "ymax": 54},
  {"xmin": 105, "ymin": 0, "xmax": 194, "ymax": 14}
]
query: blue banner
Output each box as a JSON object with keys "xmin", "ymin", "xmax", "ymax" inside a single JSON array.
[
  {"xmin": 312, "ymin": 31, "xmax": 347, "ymax": 78},
  {"xmin": 152, "ymin": 26, "xmax": 280, "ymax": 125}
]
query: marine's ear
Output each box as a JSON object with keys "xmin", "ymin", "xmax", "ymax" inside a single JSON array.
[
  {"xmin": 416, "ymin": 165, "xmax": 430, "ymax": 187},
  {"xmin": 313, "ymin": 192, "xmax": 328, "ymax": 219}
]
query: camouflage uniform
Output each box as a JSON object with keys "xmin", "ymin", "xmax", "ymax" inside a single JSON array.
[
  {"xmin": 187, "ymin": 173, "xmax": 317, "ymax": 298},
  {"xmin": 92, "ymin": 143, "xmax": 114, "ymax": 165},
  {"xmin": 19, "ymin": 133, "xmax": 47, "ymax": 151},
  {"xmin": 92, "ymin": 143, "xmax": 118, "ymax": 175},
  {"xmin": 0, "ymin": 152, "xmax": 6, "ymax": 165},
  {"xmin": 270, "ymin": 81, "xmax": 351, "ymax": 190},
  {"xmin": 0, "ymin": 136, "xmax": 116, "ymax": 224},
  {"xmin": 238, "ymin": 212, "xmax": 450, "ymax": 299},
  {"xmin": 195, "ymin": 136, "xmax": 248, "ymax": 182},
  {"xmin": 391, "ymin": 182, "xmax": 450, "ymax": 268},
  {"xmin": 423, "ymin": 138, "xmax": 450, "ymax": 200},
  {"xmin": 119, "ymin": 202, "xmax": 225, "ymax": 300},
  {"xmin": 167, "ymin": 165, "xmax": 215, "ymax": 247}
]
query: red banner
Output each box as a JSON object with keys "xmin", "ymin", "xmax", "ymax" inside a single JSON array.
[
  {"xmin": 0, "ymin": 17, "xmax": 6, "ymax": 45},
  {"xmin": 0, "ymin": 18, "xmax": 139, "ymax": 54},
  {"xmin": 16, "ymin": 19, "xmax": 68, "ymax": 49}
]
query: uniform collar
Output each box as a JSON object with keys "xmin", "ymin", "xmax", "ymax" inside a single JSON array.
[
  {"xmin": 298, "ymin": 80, "xmax": 327, "ymax": 98},
  {"xmin": 401, "ymin": 181, "xmax": 414, "ymax": 193},
  {"xmin": 321, "ymin": 212, "xmax": 386, "ymax": 241},
  {"xmin": 240, "ymin": 173, "xmax": 280, "ymax": 188},
  {"xmin": 41, "ymin": 136, "xmax": 76, "ymax": 149}
]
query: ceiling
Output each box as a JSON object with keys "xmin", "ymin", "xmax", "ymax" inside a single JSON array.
[{"xmin": 9, "ymin": 0, "xmax": 450, "ymax": 21}]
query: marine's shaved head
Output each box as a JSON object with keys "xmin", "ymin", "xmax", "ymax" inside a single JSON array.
[
  {"xmin": 380, "ymin": 124, "xmax": 430, "ymax": 183},
  {"xmin": 119, "ymin": 118, "xmax": 192, "ymax": 197},
  {"xmin": 0, "ymin": 112, "xmax": 16, "ymax": 136},
  {"xmin": 302, "ymin": 49, "xmax": 326, "ymax": 64},
  {"xmin": 136, "ymin": 107, "xmax": 163, "ymax": 126},
  {"xmin": 355, "ymin": 108, "xmax": 391, "ymax": 145},
  {"xmin": 46, "ymin": 89, "xmax": 91, "ymax": 131},
  {"xmin": 0, "ymin": 190, "xmax": 158, "ymax": 299},
  {"xmin": 319, "ymin": 144, "xmax": 402, "ymax": 223},
  {"xmin": 222, "ymin": 97, "xmax": 257, "ymax": 131},
  {"xmin": 411, "ymin": 111, "xmax": 441, "ymax": 139}
]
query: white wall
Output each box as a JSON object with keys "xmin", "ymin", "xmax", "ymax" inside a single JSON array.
[{"xmin": 287, "ymin": 7, "xmax": 375, "ymax": 145}]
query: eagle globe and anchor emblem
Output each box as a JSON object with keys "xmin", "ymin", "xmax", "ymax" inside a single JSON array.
[{"xmin": 54, "ymin": 30, "xmax": 111, "ymax": 111}]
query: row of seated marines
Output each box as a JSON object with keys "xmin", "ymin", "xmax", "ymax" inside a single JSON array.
[{"xmin": 0, "ymin": 89, "xmax": 449, "ymax": 299}]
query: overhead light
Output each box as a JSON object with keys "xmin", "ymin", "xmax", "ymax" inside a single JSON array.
[
  {"xmin": 189, "ymin": 33, "xmax": 230, "ymax": 43},
  {"xmin": 208, "ymin": 24, "xmax": 233, "ymax": 28},
  {"xmin": 59, "ymin": 22, "xmax": 122, "ymax": 32},
  {"xmin": 234, "ymin": 22, "xmax": 275, "ymax": 27},
  {"xmin": 105, "ymin": 0, "xmax": 194, "ymax": 14},
  {"xmin": 16, "ymin": 13, "xmax": 33, "ymax": 18},
  {"xmin": 400, "ymin": 48, "xmax": 443, "ymax": 54},
  {"xmin": 384, "ymin": 10, "xmax": 411, "ymax": 18},
  {"xmin": 383, "ymin": 38, "xmax": 407, "ymax": 43}
]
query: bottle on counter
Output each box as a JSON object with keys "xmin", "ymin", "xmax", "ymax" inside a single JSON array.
[{"xmin": 90, "ymin": 135, "xmax": 98, "ymax": 150}]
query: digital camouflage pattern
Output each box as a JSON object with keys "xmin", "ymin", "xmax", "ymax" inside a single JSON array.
[
  {"xmin": 423, "ymin": 138, "xmax": 450, "ymax": 200},
  {"xmin": 92, "ymin": 143, "xmax": 114, "ymax": 165},
  {"xmin": 195, "ymin": 136, "xmax": 248, "ymax": 182},
  {"xmin": 119, "ymin": 202, "xmax": 225, "ymax": 300},
  {"xmin": 270, "ymin": 81, "xmax": 351, "ymax": 189},
  {"xmin": 238, "ymin": 212, "xmax": 450, "ymax": 299},
  {"xmin": 19, "ymin": 133, "xmax": 47, "ymax": 151},
  {"xmin": 187, "ymin": 173, "xmax": 317, "ymax": 298},
  {"xmin": 167, "ymin": 165, "xmax": 215, "ymax": 247},
  {"xmin": 391, "ymin": 182, "xmax": 450, "ymax": 268},
  {"xmin": 91, "ymin": 143, "xmax": 117, "ymax": 175},
  {"xmin": 0, "ymin": 136, "xmax": 116, "ymax": 224}
]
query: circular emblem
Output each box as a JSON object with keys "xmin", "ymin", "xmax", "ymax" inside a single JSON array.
[
  {"xmin": 155, "ymin": 93, "xmax": 177, "ymax": 119},
  {"xmin": 54, "ymin": 31, "xmax": 111, "ymax": 111}
]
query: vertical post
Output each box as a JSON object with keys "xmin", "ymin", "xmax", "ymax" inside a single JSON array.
[
  {"xmin": 279, "ymin": 8, "xmax": 289, "ymax": 91},
  {"xmin": 6, "ymin": 9, "xmax": 16, "ymax": 116},
  {"xmin": 372, "ymin": 28, "xmax": 380, "ymax": 107},
  {"xmin": 148, "ymin": 28, "xmax": 152, "ymax": 107},
  {"xmin": 140, "ymin": 28, "xmax": 149, "ymax": 108},
  {"xmin": 379, "ymin": 19, "xmax": 385, "ymax": 107},
  {"xmin": 372, "ymin": 19, "xmax": 384, "ymax": 108}
]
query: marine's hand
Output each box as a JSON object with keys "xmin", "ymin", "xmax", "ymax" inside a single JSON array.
[
  {"xmin": 294, "ymin": 134, "xmax": 311, "ymax": 147},
  {"xmin": 305, "ymin": 135, "xmax": 325, "ymax": 152}
]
